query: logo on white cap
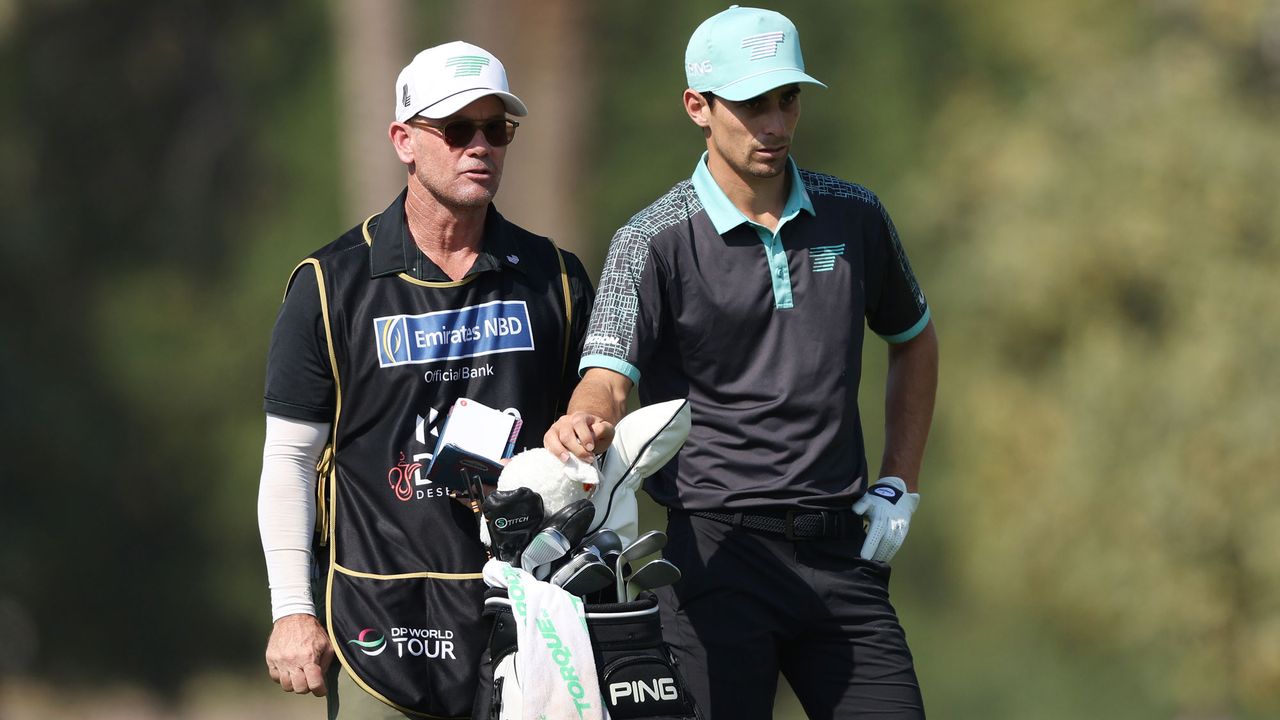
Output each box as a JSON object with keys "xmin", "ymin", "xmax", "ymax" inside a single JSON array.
[
  {"xmin": 740, "ymin": 31, "xmax": 786, "ymax": 60},
  {"xmin": 446, "ymin": 55, "xmax": 490, "ymax": 78}
]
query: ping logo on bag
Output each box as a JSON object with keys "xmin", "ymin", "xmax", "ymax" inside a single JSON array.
[{"xmin": 608, "ymin": 676, "xmax": 679, "ymax": 705}]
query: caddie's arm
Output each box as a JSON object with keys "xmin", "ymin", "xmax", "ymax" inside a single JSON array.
[
  {"xmin": 544, "ymin": 368, "xmax": 633, "ymax": 462},
  {"xmin": 879, "ymin": 319, "xmax": 939, "ymax": 492},
  {"xmin": 266, "ymin": 613, "xmax": 334, "ymax": 696},
  {"xmin": 259, "ymin": 414, "xmax": 335, "ymax": 696}
]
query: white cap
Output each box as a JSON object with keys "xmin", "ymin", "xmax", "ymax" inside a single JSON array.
[{"xmin": 394, "ymin": 41, "xmax": 528, "ymax": 122}]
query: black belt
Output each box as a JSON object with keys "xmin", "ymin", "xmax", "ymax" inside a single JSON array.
[{"xmin": 688, "ymin": 509, "xmax": 863, "ymax": 541}]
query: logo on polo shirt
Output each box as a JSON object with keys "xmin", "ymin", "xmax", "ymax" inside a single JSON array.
[
  {"xmin": 810, "ymin": 243, "xmax": 845, "ymax": 272},
  {"xmin": 374, "ymin": 301, "xmax": 535, "ymax": 368},
  {"xmin": 741, "ymin": 32, "xmax": 786, "ymax": 60},
  {"xmin": 446, "ymin": 55, "xmax": 490, "ymax": 78}
]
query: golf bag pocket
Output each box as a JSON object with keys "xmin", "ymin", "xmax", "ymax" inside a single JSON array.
[
  {"xmin": 328, "ymin": 569, "xmax": 488, "ymax": 718},
  {"xmin": 589, "ymin": 594, "xmax": 699, "ymax": 719},
  {"xmin": 476, "ymin": 590, "xmax": 701, "ymax": 720}
]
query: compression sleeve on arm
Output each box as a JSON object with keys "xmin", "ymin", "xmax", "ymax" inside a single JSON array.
[{"xmin": 257, "ymin": 413, "xmax": 330, "ymax": 622}]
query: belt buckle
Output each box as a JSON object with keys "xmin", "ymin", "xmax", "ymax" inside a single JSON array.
[
  {"xmin": 787, "ymin": 510, "xmax": 842, "ymax": 540},
  {"xmin": 821, "ymin": 511, "xmax": 842, "ymax": 539},
  {"xmin": 783, "ymin": 509, "xmax": 800, "ymax": 541}
]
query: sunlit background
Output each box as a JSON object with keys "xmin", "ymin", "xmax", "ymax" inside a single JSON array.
[{"xmin": 1, "ymin": 0, "xmax": 1278, "ymax": 718}]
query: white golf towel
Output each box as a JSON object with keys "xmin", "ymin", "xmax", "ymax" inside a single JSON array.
[{"xmin": 483, "ymin": 559, "xmax": 608, "ymax": 720}]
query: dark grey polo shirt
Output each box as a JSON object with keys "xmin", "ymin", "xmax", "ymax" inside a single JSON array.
[{"xmin": 581, "ymin": 154, "xmax": 930, "ymax": 512}]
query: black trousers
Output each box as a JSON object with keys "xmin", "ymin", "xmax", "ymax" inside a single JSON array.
[{"xmin": 653, "ymin": 511, "xmax": 925, "ymax": 719}]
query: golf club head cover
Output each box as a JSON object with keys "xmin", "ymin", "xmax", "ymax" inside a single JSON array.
[
  {"xmin": 482, "ymin": 487, "xmax": 545, "ymax": 563},
  {"xmin": 540, "ymin": 498, "xmax": 596, "ymax": 550},
  {"xmin": 593, "ymin": 399, "xmax": 691, "ymax": 543},
  {"xmin": 851, "ymin": 476, "xmax": 920, "ymax": 563}
]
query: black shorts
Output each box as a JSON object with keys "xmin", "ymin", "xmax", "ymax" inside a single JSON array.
[{"xmin": 653, "ymin": 511, "xmax": 925, "ymax": 719}]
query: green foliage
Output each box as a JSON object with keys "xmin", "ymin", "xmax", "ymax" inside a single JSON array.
[
  {"xmin": 916, "ymin": 0, "xmax": 1280, "ymax": 714},
  {"xmin": 0, "ymin": 0, "xmax": 337, "ymax": 690}
]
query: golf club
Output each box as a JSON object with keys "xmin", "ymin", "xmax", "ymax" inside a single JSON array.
[
  {"xmin": 549, "ymin": 551, "xmax": 603, "ymax": 587},
  {"xmin": 520, "ymin": 527, "xmax": 571, "ymax": 579},
  {"xmin": 625, "ymin": 558, "xmax": 681, "ymax": 600},
  {"xmin": 581, "ymin": 529, "xmax": 622, "ymax": 558},
  {"xmin": 561, "ymin": 560, "xmax": 615, "ymax": 597},
  {"xmin": 540, "ymin": 499, "xmax": 596, "ymax": 549},
  {"xmin": 615, "ymin": 530, "xmax": 667, "ymax": 602}
]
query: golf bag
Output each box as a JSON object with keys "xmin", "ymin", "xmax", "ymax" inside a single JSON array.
[{"xmin": 473, "ymin": 589, "xmax": 702, "ymax": 720}]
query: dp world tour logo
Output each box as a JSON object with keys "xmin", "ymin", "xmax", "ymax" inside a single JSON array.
[
  {"xmin": 741, "ymin": 31, "xmax": 786, "ymax": 60},
  {"xmin": 446, "ymin": 55, "xmax": 490, "ymax": 78},
  {"xmin": 349, "ymin": 628, "xmax": 387, "ymax": 656}
]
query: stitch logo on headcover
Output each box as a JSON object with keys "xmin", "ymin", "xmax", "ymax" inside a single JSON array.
[{"xmin": 374, "ymin": 300, "xmax": 535, "ymax": 367}]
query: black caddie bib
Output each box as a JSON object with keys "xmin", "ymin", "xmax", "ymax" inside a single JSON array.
[{"xmin": 298, "ymin": 213, "xmax": 575, "ymax": 718}]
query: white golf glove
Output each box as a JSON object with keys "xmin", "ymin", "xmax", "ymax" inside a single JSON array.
[{"xmin": 852, "ymin": 476, "xmax": 919, "ymax": 563}]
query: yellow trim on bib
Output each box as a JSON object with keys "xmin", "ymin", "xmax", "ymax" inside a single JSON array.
[
  {"xmin": 332, "ymin": 562, "xmax": 485, "ymax": 582},
  {"xmin": 362, "ymin": 213, "xmax": 479, "ymax": 288}
]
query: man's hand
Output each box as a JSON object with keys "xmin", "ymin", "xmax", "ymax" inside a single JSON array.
[
  {"xmin": 265, "ymin": 613, "xmax": 334, "ymax": 697},
  {"xmin": 544, "ymin": 411, "xmax": 615, "ymax": 462},
  {"xmin": 852, "ymin": 476, "xmax": 920, "ymax": 563}
]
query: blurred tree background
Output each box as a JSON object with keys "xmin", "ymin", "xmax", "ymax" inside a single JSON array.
[{"xmin": 1, "ymin": 0, "xmax": 1276, "ymax": 717}]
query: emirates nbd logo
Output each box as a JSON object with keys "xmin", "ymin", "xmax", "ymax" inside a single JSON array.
[
  {"xmin": 374, "ymin": 300, "xmax": 535, "ymax": 368},
  {"xmin": 446, "ymin": 55, "xmax": 490, "ymax": 78}
]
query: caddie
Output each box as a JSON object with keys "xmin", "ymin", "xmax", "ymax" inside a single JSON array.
[{"xmin": 257, "ymin": 40, "xmax": 594, "ymax": 718}]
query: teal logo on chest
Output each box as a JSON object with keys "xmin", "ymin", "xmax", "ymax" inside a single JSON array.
[{"xmin": 810, "ymin": 244, "xmax": 845, "ymax": 272}]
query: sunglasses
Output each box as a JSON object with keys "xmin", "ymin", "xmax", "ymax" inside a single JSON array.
[{"xmin": 409, "ymin": 116, "xmax": 519, "ymax": 148}]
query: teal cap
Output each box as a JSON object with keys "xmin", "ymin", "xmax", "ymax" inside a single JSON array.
[{"xmin": 684, "ymin": 5, "xmax": 826, "ymax": 101}]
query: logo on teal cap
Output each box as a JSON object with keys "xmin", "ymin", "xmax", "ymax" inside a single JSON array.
[{"xmin": 741, "ymin": 31, "xmax": 785, "ymax": 60}]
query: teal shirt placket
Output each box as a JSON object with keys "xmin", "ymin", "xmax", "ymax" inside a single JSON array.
[{"xmin": 690, "ymin": 152, "xmax": 816, "ymax": 310}]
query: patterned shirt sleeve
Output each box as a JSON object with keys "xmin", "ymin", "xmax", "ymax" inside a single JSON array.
[
  {"xmin": 579, "ymin": 222, "xmax": 664, "ymax": 384},
  {"xmin": 864, "ymin": 195, "xmax": 930, "ymax": 343}
]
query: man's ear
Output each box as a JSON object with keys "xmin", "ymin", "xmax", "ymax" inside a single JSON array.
[
  {"xmin": 389, "ymin": 122, "xmax": 415, "ymax": 164},
  {"xmin": 683, "ymin": 89, "xmax": 712, "ymax": 129}
]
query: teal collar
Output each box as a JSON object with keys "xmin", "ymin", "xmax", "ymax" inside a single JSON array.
[{"xmin": 690, "ymin": 151, "xmax": 815, "ymax": 235}]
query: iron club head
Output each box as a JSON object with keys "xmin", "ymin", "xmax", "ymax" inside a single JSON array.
[
  {"xmin": 615, "ymin": 530, "xmax": 668, "ymax": 601},
  {"xmin": 520, "ymin": 527, "xmax": 571, "ymax": 579},
  {"xmin": 625, "ymin": 558, "xmax": 681, "ymax": 600},
  {"xmin": 561, "ymin": 560, "xmax": 615, "ymax": 597}
]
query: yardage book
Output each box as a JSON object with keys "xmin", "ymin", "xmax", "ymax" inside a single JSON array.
[{"xmin": 423, "ymin": 398, "xmax": 521, "ymax": 492}]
